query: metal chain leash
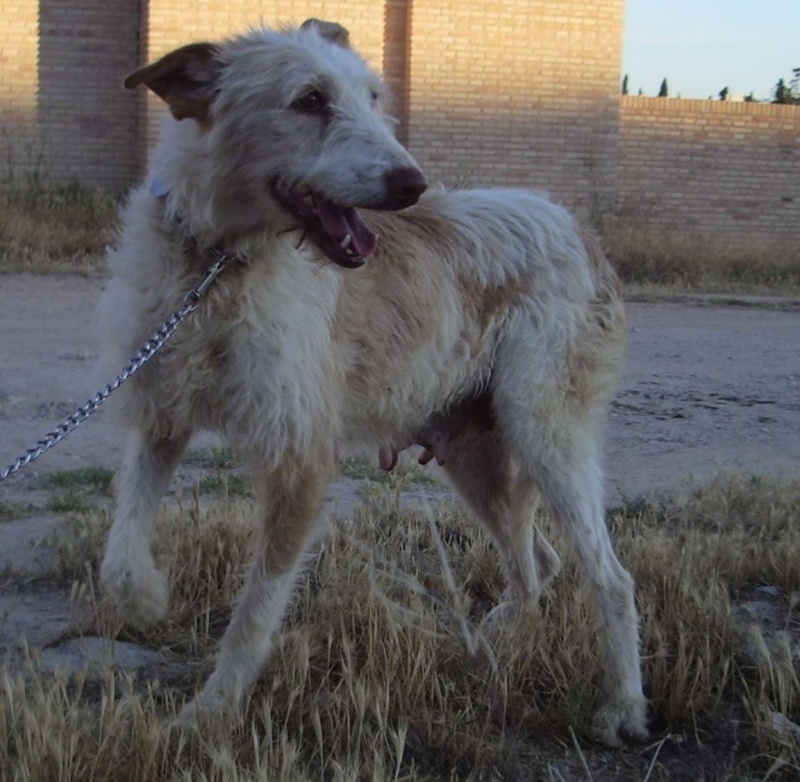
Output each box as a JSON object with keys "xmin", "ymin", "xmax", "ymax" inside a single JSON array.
[{"xmin": 0, "ymin": 255, "xmax": 230, "ymax": 483}]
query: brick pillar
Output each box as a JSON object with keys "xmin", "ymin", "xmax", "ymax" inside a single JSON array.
[
  {"xmin": 37, "ymin": 0, "xmax": 141, "ymax": 190},
  {"xmin": 383, "ymin": 0, "xmax": 412, "ymax": 145},
  {"xmin": 0, "ymin": 0, "xmax": 40, "ymax": 177}
]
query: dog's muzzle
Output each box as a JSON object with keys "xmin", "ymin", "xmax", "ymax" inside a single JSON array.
[{"xmin": 272, "ymin": 167, "xmax": 427, "ymax": 269}]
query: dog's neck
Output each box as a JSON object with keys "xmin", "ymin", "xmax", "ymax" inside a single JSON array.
[
  {"xmin": 150, "ymin": 170, "xmax": 310, "ymax": 276},
  {"xmin": 151, "ymin": 174, "xmax": 250, "ymax": 271}
]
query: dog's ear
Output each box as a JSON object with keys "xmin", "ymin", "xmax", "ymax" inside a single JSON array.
[
  {"xmin": 125, "ymin": 42, "xmax": 221, "ymax": 123},
  {"xmin": 300, "ymin": 18, "xmax": 351, "ymax": 48}
]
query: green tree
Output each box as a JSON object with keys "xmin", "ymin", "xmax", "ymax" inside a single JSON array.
[
  {"xmin": 773, "ymin": 74, "xmax": 800, "ymax": 104},
  {"xmin": 774, "ymin": 78, "xmax": 790, "ymax": 103},
  {"xmin": 718, "ymin": 86, "xmax": 729, "ymax": 101},
  {"xmin": 791, "ymin": 67, "xmax": 800, "ymax": 100},
  {"xmin": 658, "ymin": 77, "xmax": 668, "ymax": 97},
  {"xmin": 621, "ymin": 73, "xmax": 629, "ymax": 95}
]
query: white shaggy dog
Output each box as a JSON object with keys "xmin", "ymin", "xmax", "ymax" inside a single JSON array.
[{"xmin": 98, "ymin": 19, "xmax": 647, "ymax": 745}]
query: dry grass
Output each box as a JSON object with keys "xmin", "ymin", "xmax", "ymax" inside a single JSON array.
[
  {"xmin": 339, "ymin": 453, "xmax": 441, "ymax": 488},
  {"xmin": 597, "ymin": 210, "xmax": 800, "ymax": 296},
  {"xmin": 0, "ymin": 175, "xmax": 117, "ymax": 275},
  {"xmin": 1, "ymin": 175, "xmax": 799, "ymax": 298},
  {"xmin": 3, "ymin": 472, "xmax": 800, "ymax": 780}
]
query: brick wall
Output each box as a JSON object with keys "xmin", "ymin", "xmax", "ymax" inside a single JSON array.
[
  {"xmin": 0, "ymin": 0, "xmax": 40, "ymax": 175},
  {"xmin": 0, "ymin": 1, "xmax": 140, "ymax": 189},
  {"xmin": 1, "ymin": 1, "xmax": 798, "ymax": 246},
  {"xmin": 618, "ymin": 97, "xmax": 800, "ymax": 240},
  {"xmin": 0, "ymin": 1, "xmax": 386, "ymax": 189},
  {"xmin": 145, "ymin": 0, "xmax": 385, "ymax": 63},
  {"xmin": 406, "ymin": 0, "xmax": 625, "ymax": 217}
]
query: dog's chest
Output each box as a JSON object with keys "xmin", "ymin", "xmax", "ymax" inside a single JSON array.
[{"xmin": 163, "ymin": 265, "xmax": 342, "ymax": 446}]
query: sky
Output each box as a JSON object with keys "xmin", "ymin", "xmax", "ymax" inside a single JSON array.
[{"xmin": 622, "ymin": 0, "xmax": 800, "ymax": 101}]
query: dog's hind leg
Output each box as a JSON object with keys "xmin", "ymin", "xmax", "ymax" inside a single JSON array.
[
  {"xmin": 101, "ymin": 427, "xmax": 191, "ymax": 626},
  {"xmin": 442, "ymin": 425, "xmax": 561, "ymax": 607},
  {"xmin": 181, "ymin": 450, "xmax": 335, "ymax": 721},
  {"xmin": 538, "ymin": 448, "xmax": 646, "ymax": 745},
  {"xmin": 496, "ymin": 399, "xmax": 647, "ymax": 745}
]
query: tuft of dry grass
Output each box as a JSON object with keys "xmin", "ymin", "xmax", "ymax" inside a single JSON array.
[
  {"xmin": 4, "ymin": 472, "xmax": 800, "ymax": 779},
  {"xmin": 596, "ymin": 209, "xmax": 800, "ymax": 296},
  {"xmin": 0, "ymin": 175, "xmax": 117, "ymax": 275}
]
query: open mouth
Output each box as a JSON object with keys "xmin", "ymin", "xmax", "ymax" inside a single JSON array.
[{"xmin": 272, "ymin": 183, "xmax": 378, "ymax": 269}]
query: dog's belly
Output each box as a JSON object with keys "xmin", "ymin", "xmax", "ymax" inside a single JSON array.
[{"xmin": 339, "ymin": 342, "xmax": 493, "ymax": 451}]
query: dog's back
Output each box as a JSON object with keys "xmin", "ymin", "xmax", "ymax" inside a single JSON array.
[{"xmin": 336, "ymin": 187, "xmax": 625, "ymax": 446}]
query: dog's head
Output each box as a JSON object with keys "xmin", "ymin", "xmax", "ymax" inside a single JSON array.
[{"xmin": 126, "ymin": 19, "xmax": 427, "ymax": 268}]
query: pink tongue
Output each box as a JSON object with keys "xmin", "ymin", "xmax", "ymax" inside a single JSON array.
[{"xmin": 317, "ymin": 198, "xmax": 378, "ymax": 256}]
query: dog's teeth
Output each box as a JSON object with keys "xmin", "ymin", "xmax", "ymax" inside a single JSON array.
[{"xmin": 340, "ymin": 234, "xmax": 352, "ymax": 250}]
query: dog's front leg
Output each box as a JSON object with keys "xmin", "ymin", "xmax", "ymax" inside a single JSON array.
[
  {"xmin": 101, "ymin": 428, "xmax": 190, "ymax": 626},
  {"xmin": 181, "ymin": 450, "xmax": 334, "ymax": 721}
]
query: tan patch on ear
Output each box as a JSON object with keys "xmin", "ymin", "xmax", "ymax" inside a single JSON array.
[
  {"xmin": 300, "ymin": 18, "xmax": 351, "ymax": 48},
  {"xmin": 125, "ymin": 42, "xmax": 221, "ymax": 123}
]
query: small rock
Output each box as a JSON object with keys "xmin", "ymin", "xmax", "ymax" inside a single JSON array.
[
  {"xmin": 731, "ymin": 586, "xmax": 789, "ymax": 665},
  {"xmin": 763, "ymin": 711, "xmax": 800, "ymax": 744}
]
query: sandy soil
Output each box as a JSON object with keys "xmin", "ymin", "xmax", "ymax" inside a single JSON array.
[{"xmin": 1, "ymin": 275, "xmax": 798, "ymax": 502}]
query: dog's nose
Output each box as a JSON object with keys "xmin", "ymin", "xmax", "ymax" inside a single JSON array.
[{"xmin": 383, "ymin": 166, "xmax": 428, "ymax": 209}]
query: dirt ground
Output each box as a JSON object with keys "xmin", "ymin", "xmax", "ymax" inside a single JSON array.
[{"xmin": 1, "ymin": 275, "xmax": 798, "ymax": 502}]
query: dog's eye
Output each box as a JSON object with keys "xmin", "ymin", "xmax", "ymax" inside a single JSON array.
[
  {"xmin": 292, "ymin": 90, "xmax": 328, "ymax": 113},
  {"xmin": 370, "ymin": 91, "xmax": 379, "ymax": 105}
]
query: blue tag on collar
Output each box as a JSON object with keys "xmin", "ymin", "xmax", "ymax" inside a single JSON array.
[{"xmin": 150, "ymin": 174, "xmax": 170, "ymax": 198}]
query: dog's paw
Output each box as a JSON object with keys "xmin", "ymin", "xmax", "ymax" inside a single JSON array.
[
  {"xmin": 533, "ymin": 534, "xmax": 562, "ymax": 587},
  {"xmin": 100, "ymin": 549, "xmax": 169, "ymax": 626},
  {"xmin": 591, "ymin": 697, "xmax": 649, "ymax": 747},
  {"xmin": 175, "ymin": 697, "xmax": 203, "ymax": 727},
  {"xmin": 177, "ymin": 677, "xmax": 242, "ymax": 728}
]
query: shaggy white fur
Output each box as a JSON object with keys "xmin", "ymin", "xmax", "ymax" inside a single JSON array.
[{"xmin": 98, "ymin": 19, "xmax": 647, "ymax": 745}]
